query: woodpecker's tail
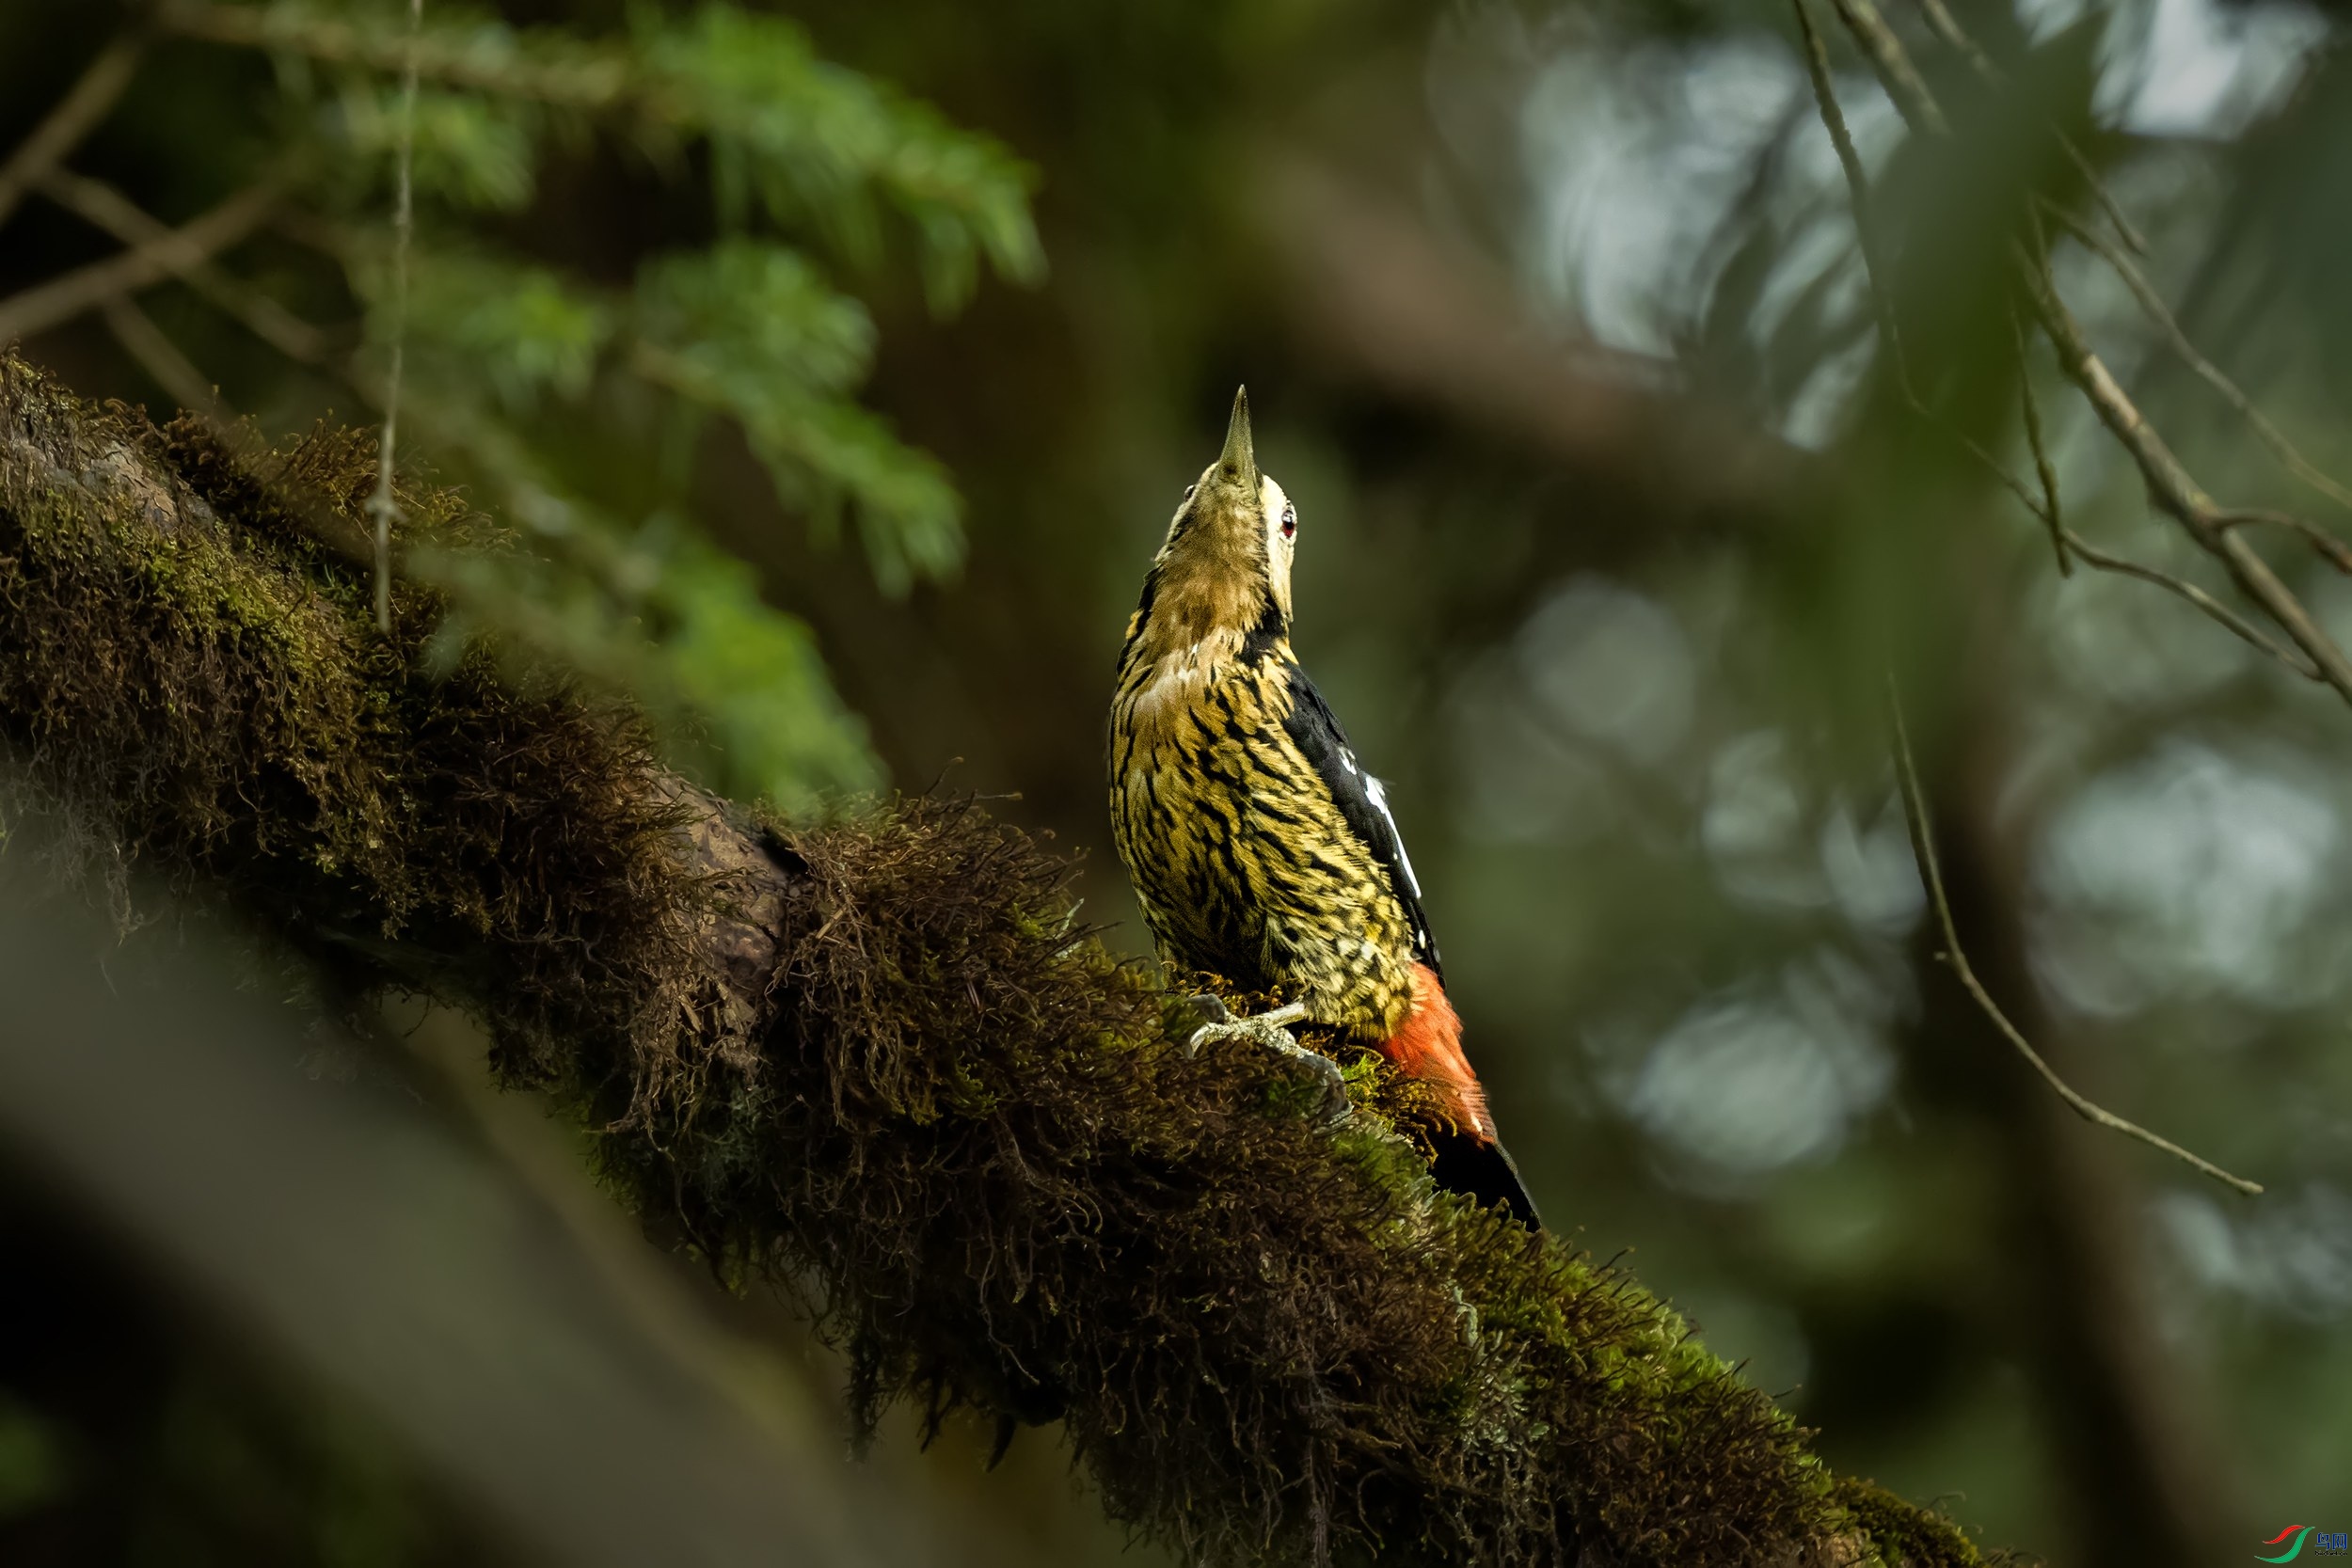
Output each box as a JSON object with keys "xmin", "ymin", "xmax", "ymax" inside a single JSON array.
[
  {"xmin": 1431, "ymin": 1132, "xmax": 1542, "ymax": 1229},
  {"xmin": 1382, "ymin": 963, "xmax": 1542, "ymax": 1229}
]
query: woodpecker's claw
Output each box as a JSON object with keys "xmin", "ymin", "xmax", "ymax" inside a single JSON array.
[
  {"xmin": 1184, "ymin": 999, "xmax": 1302, "ymax": 1055},
  {"xmin": 1186, "ymin": 992, "xmax": 1235, "ymax": 1028},
  {"xmin": 1185, "ymin": 1004, "xmax": 1350, "ymax": 1122}
]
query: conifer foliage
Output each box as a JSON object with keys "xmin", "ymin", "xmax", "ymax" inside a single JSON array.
[{"xmin": 56, "ymin": 1, "xmax": 1044, "ymax": 813}]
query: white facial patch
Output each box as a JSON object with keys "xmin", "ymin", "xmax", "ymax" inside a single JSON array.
[{"xmin": 1261, "ymin": 474, "xmax": 1295, "ymax": 614}]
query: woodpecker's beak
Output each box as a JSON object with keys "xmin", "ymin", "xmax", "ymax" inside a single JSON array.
[{"xmin": 1218, "ymin": 386, "xmax": 1257, "ymax": 489}]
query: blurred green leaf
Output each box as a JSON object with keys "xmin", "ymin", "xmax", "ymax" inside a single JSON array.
[
  {"xmin": 631, "ymin": 3, "xmax": 1045, "ymax": 309},
  {"xmin": 634, "ymin": 242, "xmax": 961, "ymax": 592},
  {"xmin": 186, "ymin": 0, "xmax": 1050, "ymax": 805},
  {"xmin": 635, "ymin": 242, "xmax": 874, "ymax": 397},
  {"xmin": 334, "ymin": 83, "xmax": 541, "ymax": 212},
  {"xmin": 396, "ymin": 246, "xmax": 616, "ymax": 408}
]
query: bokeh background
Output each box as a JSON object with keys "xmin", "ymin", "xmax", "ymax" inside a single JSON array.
[{"xmin": 2, "ymin": 0, "xmax": 2349, "ymax": 1563}]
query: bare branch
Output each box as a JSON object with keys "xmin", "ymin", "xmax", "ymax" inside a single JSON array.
[
  {"xmin": 1793, "ymin": 0, "xmax": 1907, "ymax": 383},
  {"xmin": 1907, "ymin": 0, "xmax": 2151, "ymax": 256},
  {"xmin": 2038, "ymin": 196, "xmax": 2352, "ymax": 517},
  {"xmin": 0, "ymin": 183, "xmax": 280, "ymax": 344},
  {"xmin": 0, "ymin": 347, "xmax": 1981, "ymax": 1568},
  {"xmin": 1887, "ymin": 680, "xmax": 2265, "ymax": 1197},
  {"xmin": 100, "ymin": 298, "xmax": 381, "ymax": 568},
  {"xmin": 1829, "ymin": 0, "xmax": 1947, "ymax": 134},
  {"xmin": 1948, "ymin": 420, "xmax": 2061, "ymax": 532},
  {"xmin": 2014, "ymin": 264, "xmax": 2352, "ymax": 703},
  {"xmin": 2058, "ymin": 530, "xmax": 2323, "ymax": 681},
  {"xmin": 2013, "ymin": 309, "xmax": 2068, "ymax": 574},
  {"xmin": 1794, "ymin": 0, "xmax": 2055, "ymax": 525},
  {"xmin": 367, "ymin": 0, "xmax": 426, "ymax": 635},
  {"xmin": 162, "ymin": 0, "xmax": 628, "ymax": 107},
  {"xmin": 70, "ymin": 199, "xmax": 395, "ymax": 576},
  {"xmin": 39, "ymin": 168, "xmax": 331, "ymax": 364},
  {"xmin": 1806, "ymin": 0, "xmax": 2352, "ymax": 707},
  {"xmin": 0, "ymin": 34, "xmax": 146, "ymax": 230},
  {"xmin": 1907, "ymin": 0, "xmax": 1994, "ymax": 77},
  {"xmin": 2216, "ymin": 508, "xmax": 2352, "ymax": 576},
  {"xmin": 100, "ymin": 296, "xmax": 224, "ymax": 422}
]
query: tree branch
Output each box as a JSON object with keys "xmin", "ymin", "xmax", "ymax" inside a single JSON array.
[
  {"xmin": 1829, "ymin": 0, "xmax": 1947, "ymax": 135},
  {"xmin": 1897, "ymin": 702, "xmax": 2235, "ymax": 1564},
  {"xmin": 101, "ymin": 294, "xmax": 225, "ymax": 421},
  {"xmin": 2013, "ymin": 258, "xmax": 2352, "ymax": 704},
  {"xmin": 1907, "ymin": 0, "xmax": 2151, "ymax": 256},
  {"xmin": 1887, "ymin": 679, "xmax": 2263, "ymax": 1196},
  {"xmin": 161, "ymin": 0, "xmax": 630, "ymax": 107},
  {"xmin": 1806, "ymin": 0, "xmax": 2352, "ymax": 709},
  {"xmin": 39, "ymin": 167, "xmax": 330, "ymax": 363},
  {"xmin": 0, "ymin": 34, "xmax": 146, "ymax": 230},
  {"xmin": 2215, "ymin": 507, "xmax": 2352, "ymax": 576},
  {"xmin": 2013, "ymin": 309, "xmax": 2069, "ymax": 573},
  {"xmin": 2056, "ymin": 529, "xmax": 2323, "ymax": 681},
  {"xmin": 2036, "ymin": 195, "xmax": 2352, "ymax": 517},
  {"xmin": 0, "ymin": 182, "xmax": 281, "ymax": 345},
  {"xmin": 1790, "ymin": 0, "xmax": 2062, "ymax": 528},
  {"xmin": 0, "ymin": 350, "xmax": 1984, "ymax": 1567}
]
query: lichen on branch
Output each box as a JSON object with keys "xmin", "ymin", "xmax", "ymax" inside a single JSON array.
[{"xmin": 0, "ymin": 353, "xmax": 1980, "ymax": 1567}]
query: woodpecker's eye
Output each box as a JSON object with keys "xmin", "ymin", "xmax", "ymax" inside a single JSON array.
[{"xmin": 1279, "ymin": 504, "xmax": 1296, "ymax": 540}]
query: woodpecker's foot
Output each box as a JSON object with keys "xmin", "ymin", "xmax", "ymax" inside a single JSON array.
[
  {"xmin": 1186, "ymin": 992, "xmax": 1235, "ymax": 1027},
  {"xmin": 1184, "ymin": 998, "xmax": 1304, "ymax": 1053},
  {"xmin": 1185, "ymin": 1003, "xmax": 1350, "ymax": 1122}
]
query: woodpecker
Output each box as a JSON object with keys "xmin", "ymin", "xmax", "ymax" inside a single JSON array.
[{"xmin": 1108, "ymin": 388, "xmax": 1539, "ymax": 1227}]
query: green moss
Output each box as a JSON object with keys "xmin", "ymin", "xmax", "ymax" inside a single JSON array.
[
  {"xmin": 1836, "ymin": 1478, "xmax": 1987, "ymax": 1568},
  {"xmin": 0, "ymin": 354, "xmax": 1988, "ymax": 1567}
]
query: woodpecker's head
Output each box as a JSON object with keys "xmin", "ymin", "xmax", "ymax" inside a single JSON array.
[{"xmin": 1128, "ymin": 388, "xmax": 1297, "ymax": 658}]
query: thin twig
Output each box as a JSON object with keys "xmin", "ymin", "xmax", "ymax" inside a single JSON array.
[
  {"xmin": 1907, "ymin": 0, "xmax": 2150, "ymax": 256},
  {"xmin": 101, "ymin": 295, "xmax": 224, "ymax": 422},
  {"xmin": 1809, "ymin": 0, "xmax": 2352, "ymax": 708},
  {"xmin": 2038, "ymin": 196, "xmax": 2352, "ymax": 517},
  {"xmin": 0, "ymin": 182, "xmax": 280, "ymax": 344},
  {"xmin": 2059, "ymin": 530, "xmax": 2322, "ymax": 680},
  {"xmin": 2015, "ymin": 260, "xmax": 2352, "ymax": 704},
  {"xmin": 0, "ymin": 33, "xmax": 147, "ymax": 230},
  {"xmin": 1886, "ymin": 679, "xmax": 2264, "ymax": 1197},
  {"xmin": 2215, "ymin": 508, "xmax": 2352, "ymax": 577},
  {"xmin": 368, "ymin": 0, "xmax": 425, "ymax": 635},
  {"xmin": 1795, "ymin": 13, "xmax": 2033, "ymax": 514},
  {"xmin": 39, "ymin": 167, "xmax": 331, "ymax": 363},
  {"xmin": 1794, "ymin": 0, "xmax": 2053, "ymax": 524},
  {"xmin": 100, "ymin": 298, "xmax": 379, "ymax": 566},
  {"xmin": 2012, "ymin": 309, "xmax": 2068, "ymax": 574},
  {"xmin": 1793, "ymin": 0, "xmax": 1907, "ymax": 386},
  {"xmin": 1906, "ymin": 0, "xmax": 1994, "ymax": 76},
  {"xmin": 89, "ymin": 207, "xmax": 389, "ymax": 572},
  {"xmin": 163, "ymin": 0, "xmax": 628, "ymax": 107},
  {"xmin": 2063, "ymin": 147, "xmax": 2153, "ymax": 261},
  {"xmin": 1829, "ymin": 0, "xmax": 1947, "ymax": 135}
]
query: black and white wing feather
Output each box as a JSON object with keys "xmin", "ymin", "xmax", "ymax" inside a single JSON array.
[{"xmin": 1279, "ymin": 663, "xmax": 1442, "ymax": 976}]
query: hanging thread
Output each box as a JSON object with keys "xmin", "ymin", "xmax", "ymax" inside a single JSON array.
[{"xmin": 367, "ymin": 0, "xmax": 423, "ymax": 634}]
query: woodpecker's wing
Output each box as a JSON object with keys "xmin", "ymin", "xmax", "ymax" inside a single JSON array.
[{"xmin": 1279, "ymin": 662, "xmax": 1442, "ymax": 977}]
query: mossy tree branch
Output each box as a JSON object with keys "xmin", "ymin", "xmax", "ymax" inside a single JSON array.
[{"xmin": 0, "ymin": 352, "xmax": 1983, "ymax": 1567}]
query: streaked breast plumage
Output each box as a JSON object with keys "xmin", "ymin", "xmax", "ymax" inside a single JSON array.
[{"xmin": 1106, "ymin": 387, "xmax": 1538, "ymax": 1226}]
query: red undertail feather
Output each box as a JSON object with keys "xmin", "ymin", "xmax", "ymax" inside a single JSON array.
[
  {"xmin": 1381, "ymin": 964, "xmax": 1541, "ymax": 1228},
  {"xmin": 1379, "ymin": 963, "xmax": 1495, "ymax": 1144}
]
